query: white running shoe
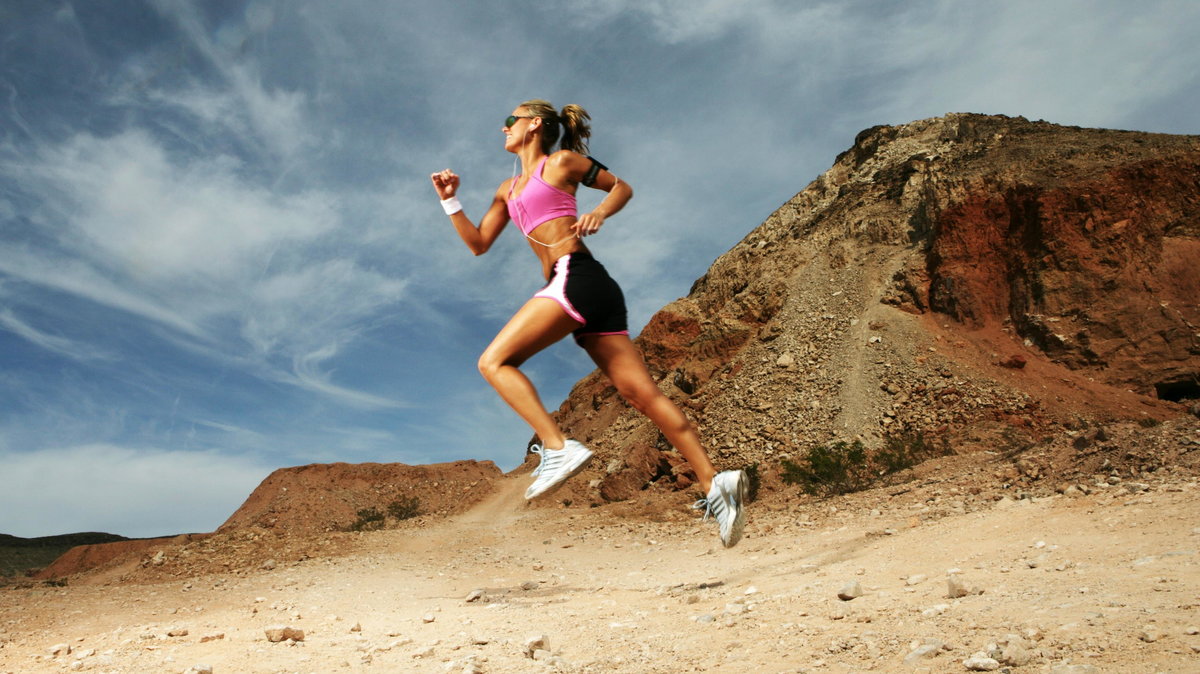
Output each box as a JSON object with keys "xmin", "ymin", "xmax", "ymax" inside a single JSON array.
[
  {"xmin": 524, "ymin": 440, "xmax": 594, "ymax": 500},
  {"xmin": 692, "ymin": 470, "xmax": 748, "ymax": 548}
]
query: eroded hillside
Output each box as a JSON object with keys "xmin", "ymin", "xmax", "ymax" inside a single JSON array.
[{"xmin": 541, "ymin": 114, "xmax": 1199, "ymax": 505}]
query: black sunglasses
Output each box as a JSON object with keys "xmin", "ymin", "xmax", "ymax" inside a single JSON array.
[{"xmin": 504, "ymin": 115, "xmax": 534, "ymax": 128}]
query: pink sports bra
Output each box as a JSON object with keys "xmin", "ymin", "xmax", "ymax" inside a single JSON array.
[{"xmin": 507, "ymin": 156, "xmax": 577, "ymax": 236}]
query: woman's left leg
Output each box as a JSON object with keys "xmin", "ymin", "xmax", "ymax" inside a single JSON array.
[
  {"xmin": 581, "ymin": 334, "xmax": 717, "ymax": 492},
  {"xmin": 583, "ymin": 333, "xmax": 746, "ymax": 547}
]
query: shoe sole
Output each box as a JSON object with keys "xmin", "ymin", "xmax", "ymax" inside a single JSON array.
[
  {"xmin": 525, "ymin": 449, "xmax": 594, "ymax": 500},
  {"xmin": 719, "ymin": 470, "xmax": 748, "ymax": 548}
]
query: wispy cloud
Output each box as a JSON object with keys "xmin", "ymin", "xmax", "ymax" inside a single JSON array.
[{"xmin": 0, "ymin": 307, "xmax": 113, "ymax": 362}]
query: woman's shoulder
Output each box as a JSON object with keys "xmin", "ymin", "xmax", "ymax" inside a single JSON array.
[
  {"xmin": 545, "ymin": 150, "xmax": 590, "ymax": 180},
  {"xmin": 547, "ymin": 149, "xmax": 587, "ymax": 166}
]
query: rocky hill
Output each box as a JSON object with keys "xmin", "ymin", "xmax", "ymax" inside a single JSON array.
[
  {"xmin": 22, "ymin": 461, "xmax": 501, "ymax": 581},
  {"xmin": 540, "ymin": 113, "xmax": 1199, "ymax": 505},
  {"xmin": 0, "ymin": 532, "xmax": 130, "ymax": 578}
]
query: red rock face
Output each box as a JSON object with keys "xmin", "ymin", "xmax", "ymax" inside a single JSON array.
[{"xmin": 927, "ymin": 156, "xmax": 1200, "ymax": 397}]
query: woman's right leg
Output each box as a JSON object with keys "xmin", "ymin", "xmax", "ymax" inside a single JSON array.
[{"xmin": 477, "ymin": 297, "xmax": 581, "ymax": 449}]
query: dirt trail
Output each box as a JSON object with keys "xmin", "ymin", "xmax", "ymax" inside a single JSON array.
[{"xmin": 3, "ymin": 448, "xmax": 1199, "ymax": 673}]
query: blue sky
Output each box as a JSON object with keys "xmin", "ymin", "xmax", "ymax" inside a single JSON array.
[{"xmin": 2, "ymin": 1, "xmax": 1197, "ymax": 538}]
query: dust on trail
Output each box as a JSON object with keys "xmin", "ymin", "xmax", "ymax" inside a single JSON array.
[{"xmin": 3, "ymin": 445, "xmax": 1199, "ymax": 673}]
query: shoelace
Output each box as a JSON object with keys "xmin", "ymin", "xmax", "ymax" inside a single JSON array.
[
  {"xmin": 692, "ymin": 496, "xmax": 726, "ymax": 521},
  {"xmin": 529, "ymin": 444, "xmax": 546, "ymax": 477}
]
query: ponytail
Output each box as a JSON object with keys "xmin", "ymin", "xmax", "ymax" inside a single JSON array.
[
  {"xmin": 518, "ymin": 99, "xmax": 593, "ymax": 155},
  {"xmin": 558, "ymin": 104, "xmax": 592, "ymax": 154}
]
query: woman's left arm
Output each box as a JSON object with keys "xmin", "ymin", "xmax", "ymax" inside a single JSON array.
[{"xmin": 554, "ymin": 152, "xmax": 633, "ymax": 237}]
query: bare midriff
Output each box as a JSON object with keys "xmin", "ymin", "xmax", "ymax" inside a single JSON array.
[{"xmin": 528, "ymin": 216, "xmax": 589, "ymax": 280}]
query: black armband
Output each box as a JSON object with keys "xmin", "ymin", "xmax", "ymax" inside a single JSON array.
[{"xmin": 581, "ymin": 156, "xmax": 609, "ymax": 187}]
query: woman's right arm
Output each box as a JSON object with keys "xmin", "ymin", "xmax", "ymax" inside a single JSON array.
[{"xmin": 431, "ymin": 169, "xmax": 509, "ymax": 256}]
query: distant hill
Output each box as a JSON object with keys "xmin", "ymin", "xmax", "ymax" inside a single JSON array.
[
  {"xmin": 0, "ymin": 532, "xmax": 131, "ymax": 578},
  {"xmin": 23, "ymin": 459, "xmax": 503, "ymax": 581}
]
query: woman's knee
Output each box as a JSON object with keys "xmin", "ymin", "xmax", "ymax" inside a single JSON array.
[
  {"xmin": 477, "ymin": 350, "xmax": 502, "ymax": 381},
  {"xmin": 617, "ymin": 380, "xmax": 660, "ymax": 412}
]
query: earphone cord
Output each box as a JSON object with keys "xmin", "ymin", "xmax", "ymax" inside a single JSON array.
[{"xmin": 512, "ymin": 130, "xmax": 579, "ymax": 248}]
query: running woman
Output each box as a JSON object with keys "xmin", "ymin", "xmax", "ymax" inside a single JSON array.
[{"xmin": 430, "ymin": 100, "xmax": 747, "ymax": 547}]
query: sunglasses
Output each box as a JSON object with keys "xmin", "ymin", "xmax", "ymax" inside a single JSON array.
[{"xmin": 504, "ymin": 115, "xmax": 534, "ymax": 128}]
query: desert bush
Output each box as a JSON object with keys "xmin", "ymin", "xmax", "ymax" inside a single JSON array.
[
  {"xmin": 350, "ymin": 507, "xmax": 386, "ymax": 532},
  {"xmin": 388, "ymin": 496, "xmax": 422, "ymax": 521},
  {"xmin": 876, "ymin": 431, "xmax": 952, "ymax": 473},
  {"xmin": 781, "ymin": 440, "xmax": 871, "ymax": 496},
  {"xmin": 782, "ymin": 432, "xmax": 952, "ymax": 496}
]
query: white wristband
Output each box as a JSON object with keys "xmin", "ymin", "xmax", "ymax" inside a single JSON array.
[{"xmin": 440, "ymin": 196, "xmax": 463, "ymax": 216}]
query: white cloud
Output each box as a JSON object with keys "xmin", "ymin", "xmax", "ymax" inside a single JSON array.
[
  {"xmin": 0, "ymin": 247, "xmax": 204, "ymax": 337},
  {"xmin": 147, "ymin": 0, "xmax": 314, "ymax": 160},
  {"xmin": 0, "ymin": 445, "xmax": 273, "ymax": 538},
  {"xmin": 289, "ymin": 342, "xmax": 408, "ymax": 410},
  {"xmin": 5, "ymin": 127, "xmax": 413, "ymax": 405},
  {"xmin": 27, "ymin": 130, "xmax": 336, "ymax": 284},
  {"xmin": 0, "ymin": 308, "xmax": 114, "ymax": 362}
]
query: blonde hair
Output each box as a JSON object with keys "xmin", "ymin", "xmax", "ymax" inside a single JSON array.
[{"xmin": 519, "ymin": 99, "xmax": 592, "ymax": 155}]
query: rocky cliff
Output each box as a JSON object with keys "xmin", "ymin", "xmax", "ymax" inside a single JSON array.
[{"xmin": 540, "ymin": 113, "xmax": 1199, "ymax": 504}]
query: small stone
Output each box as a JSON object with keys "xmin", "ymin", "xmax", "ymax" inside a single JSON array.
[
  {"xmin": 997, "ymin": 635, "xmax": 1033, "ymax": 666},
  {"xmin": 903, "ymin": 639, "xmax": 944, "ymax": 664},
  {"xmin": 963, "ymin": 652, "xmax": 1001, "ymax": 670},
  {"xmin": 523, "ymin": 634, "xmax": 549, "ymax": 658},
  {"xmin": 1139, "ymin": 626, "xmax": 1164, "ymax": 642},
  {"xmin": 837, "ymin": 581, "xmax": 864, "ymax": 601},
  {"xmin": 465, "ymin": 589, "xmax": 485, "ymax": 603},
  {"xmin": 184, "ymin": 666, "xmax": 213, "ymax": 674},
  {"xmin": 905, "ymin": 574, "xmax": 927, "ymax": 586},
  {"xmin": 167, "ymin": 628, "xmax": 189, "ymax": 637},
  {"xmin": 947, "ymin": 576, "xmax": 980, "ymax": 598},
  {"xmin": 999, "ymin": 354, "xmax": 1027, "ymax": 369},
  {"xmin": 776, "ymin": 353, "xmax": 795, "ymax": 368},
  {"xmin": 264, "ymin": 626, "xmax": 305, "ymax": 643},
  {"xmin": 49, "ymin": 643, "xmax": 71, "ymax": 657},
  {"xmin": 350, "ymin": 622, "xmax": 362, "ymax": 632},
  {"xmin": 520, "ymin": 581, "xmax": 539, "ymax": 591},
  {"xmin": 199, "ymin": 633, "xmax": 224, "ymax": 643},
  {"xmin": 422, "ymin": 613, "xmax": 435, "ymax": 623},
  {"xmin": 261, "ymin": 559, "xmax": 277, "ymax": 570}
]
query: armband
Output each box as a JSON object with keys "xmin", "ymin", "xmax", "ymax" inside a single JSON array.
[
  {"xmin": 440, "ymin": 196, "xmax": 463, "ymax": 215},
  {"xmin": 581, "ymin": 156, "xmax": 609, "ymax": 187}
]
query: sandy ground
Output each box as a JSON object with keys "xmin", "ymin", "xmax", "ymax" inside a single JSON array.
[{"xmin": 2, "ymin": 452, "xmax": 1199, "ymax": 674}]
